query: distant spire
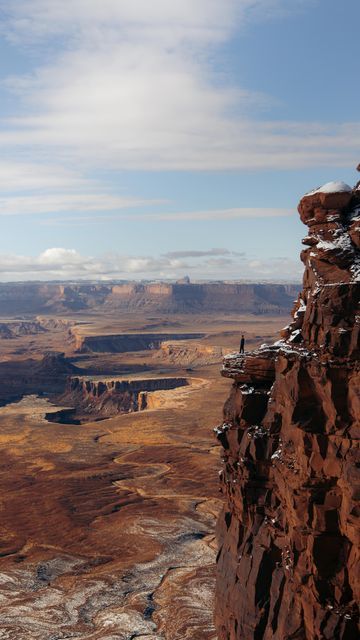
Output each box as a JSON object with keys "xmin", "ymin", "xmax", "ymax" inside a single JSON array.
[{"xmin": 176, "ymin": 275, "xmax": 191, "ymax": 284}]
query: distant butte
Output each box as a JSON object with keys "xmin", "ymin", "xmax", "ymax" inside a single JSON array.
[
  {"xmin": 0, "ymin": 281, "xmax": 300, "ymax": 315},
  {"xmin": 215, "ymin": 179, "xmax": 360, "ymax": 639}
]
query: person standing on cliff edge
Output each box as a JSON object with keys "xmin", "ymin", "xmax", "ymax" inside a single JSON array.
[{"xmin": 239, "ymin": 334, "xmax": 245, "ymax": 353}]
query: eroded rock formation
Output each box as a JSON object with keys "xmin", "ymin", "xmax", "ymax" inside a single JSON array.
[
  {"xmin": 0, "ymin": 320, "xmax": 47, "ymax": 338},
  {"xmin": 53, "ymin": 375, "xmax": 189, "ymax": 421},
  {"xmin": 157, "ymin": 341, "xmax": 231, "ymax": 367},
  {"xmin": 0, "ymin": 281, "xmax": 299, "ymax": 315},
  {"xmin": 0, "ymin": 352, "xmax": 80, "ymax": 406},
  {"xmin": 72, "ymin": 332, "xmax": 205, "ymax": 353},
  {"xmin": 215, "ymin": 180, "xmax": 360, "ymax": 639}
]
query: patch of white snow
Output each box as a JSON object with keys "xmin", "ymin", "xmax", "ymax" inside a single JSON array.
[
  {"xmin": 305, "ymin": 181, "xmax": 352, "ymax": 196},
  {"xmin": 316, "ymin": 234, "xmax": 353, "ymax": 252},
  {"xmin": 318, "ymin": 181, "xmax": 352, "ymax": 193}
]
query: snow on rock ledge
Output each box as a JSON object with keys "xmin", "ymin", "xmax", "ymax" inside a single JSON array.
[
  {"xmin": 300, "ymin": 180, "xmax": 354, "ymax": 217},
  {"xmin": 307, "ymin": 180, "xmax": 352, "ymax": 195},
  {"xmin": 215, "ymin": 175, "xmax": 360, "ymax": 640}
]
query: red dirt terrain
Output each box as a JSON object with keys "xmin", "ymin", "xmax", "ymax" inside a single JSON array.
[{"xmin": 0, "ymin": 311, "xmax": 288, "ymax": 639}]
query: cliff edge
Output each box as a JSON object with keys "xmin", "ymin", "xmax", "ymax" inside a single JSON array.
[{"xmin": 215, "ymin": 180, "xmax": 360, "ymax": 639}]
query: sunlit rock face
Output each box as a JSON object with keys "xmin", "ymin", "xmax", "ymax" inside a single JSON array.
[
  {"xmin": 52, "ymin": 376, "xmax": 189, "ymax": 421},
  {"xmin": 215, "ymin": 180, "xmax": 360, "ymax": 639},
  {"xmin": 0, "ymin": 282, "xmax": 300, "ymax": 315}
]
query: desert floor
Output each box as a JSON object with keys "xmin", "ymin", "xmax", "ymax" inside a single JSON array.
[{"xmin": 0, "ymin": 312, "xmax": 288, "ymax": 639}]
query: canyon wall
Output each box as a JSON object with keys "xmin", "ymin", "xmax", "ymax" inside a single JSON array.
[
  {"xmin": 74, "ymin": 332, "xmax": 205, "ymax": 353},
  {"xmin": 108, "ymin": 282, "xmax": 299, "ymax": 314},
  {"xmin": 215, "ymin": 181, "xmax": 360, "ymax": 639},
  {"xmin": 55, "ymin": 376, "xmax": 189, "ymax": 420},
  {"xmin": 157, "ymin": 341, "xmax": 231, "ymax": 367},
  {"xmin": 0, "ymin": 282, "xmax": 299, "ymax": 315},
  {"xmin": 0, "ymin": 320, "xmax": 46, "ymax": 338},
  {"xmin": 0, "ymin": 352, "xmax": 80, "ymax": 406}
]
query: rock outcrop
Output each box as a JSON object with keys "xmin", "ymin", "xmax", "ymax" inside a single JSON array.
[
  {"xmin": 53, "ymin": 376, "xmax": 189, "ymax": 421},
  {"xmin": 0, "ymin": 318, "xmax": 74, "ymax": 339},
  {"xmin": 215, "ymin": 180, "xmax": 360, "ymax": 639},
  {"xmin": 156, "ymin": 341, "xmax": 231, "ymax": 367},
  {"xmin": 0, "ymin": 320, "xmax": 47, "ymax": 338},
  {"xmin": 72, "ymin": 332, "xmax": 205, "ymax": 353},
  {"xmin": 0, "ymin": 352, "xmax": 81, "ymax": 406}
]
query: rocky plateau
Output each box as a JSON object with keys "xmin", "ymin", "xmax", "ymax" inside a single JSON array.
[{"xmin": 0, "ymin": 281, "xmax": 299, "ymax": 315}]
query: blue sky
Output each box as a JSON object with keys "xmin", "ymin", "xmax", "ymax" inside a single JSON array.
[{"xmin": 0, "ymin": 0, "xmax": 359, "ymax": 281}]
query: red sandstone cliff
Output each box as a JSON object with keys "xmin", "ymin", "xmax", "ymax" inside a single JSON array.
[
  {"xmin": 54, "ymin": 376, "xmax": 189, "ymax": 421},
  {"xmin": 215, "ymin": 180, "xmax": 360, "ymax": 639}
]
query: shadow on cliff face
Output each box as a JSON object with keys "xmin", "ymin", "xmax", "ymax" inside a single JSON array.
[
  {"xmin": 215, "ymin": 179, "xmax": 360, "ymax": 640},
  {"xmin": 292, "ymin": 366, "xmax": 327, "ymax": 432},
  {"xmin": 0, "ymin": 352, "xmax": 80, "ymax": 407},
  {"xmin": 45, "ymin": 376, "xmax": 190, "ymax": 423}
]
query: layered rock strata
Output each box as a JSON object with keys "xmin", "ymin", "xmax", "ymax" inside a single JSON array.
[
  {"xmin": 54, "ymin": 376, "xmax": 189, "ymax": 421},
  {"xmin": 215, "ymin": 180, "xmax": 360, "ymax": 639},
  {"xmin": 73, "ymin": 332, "xmax": 205, "ymax": 353},
  {"xmin": 0, "ymin": 320, "xmax": 46, "ymax": 338},
  {"xmin": 0, "ymin": 352, "xmax": 80, "ymax": 406},
  {"xmin": 0, "ymin": 282, "xmax": 299, "ymax": 315},
  {"xmin": 158, "ymin": 341, "xmax": 231, "ymax": 367}
]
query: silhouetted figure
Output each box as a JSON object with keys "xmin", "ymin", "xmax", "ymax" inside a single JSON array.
[{"xmin": 240, "ymin": 334, "xmax": 245, "ymax": 353}]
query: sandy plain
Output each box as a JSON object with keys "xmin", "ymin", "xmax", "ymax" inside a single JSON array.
[{"xmin": 0, "ymin": 312, "xmax": 288, "ymax": 639}]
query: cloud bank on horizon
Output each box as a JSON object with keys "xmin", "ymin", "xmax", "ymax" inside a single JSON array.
[
  {"xmin": 0, "ymin": 0, "xmax": 358, "ymax": 280},
  {"xmin": 0, "ymin": 246, "xmax": 303, "ymax": 282}
]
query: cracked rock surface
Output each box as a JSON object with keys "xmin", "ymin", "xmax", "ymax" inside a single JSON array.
[{"xmin": 215, "ymin": 179, "xmax": 360, "ymax": 640}]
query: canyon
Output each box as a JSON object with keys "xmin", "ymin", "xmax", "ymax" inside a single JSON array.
[
  {"xmin": 0, "ymin": 289, "xmax": 289, "ymax": 638},
  {"xmin": 215, "ymin": 180, "xmax": 360, "ymax": 639},
  {"xmin": 2, "ymin": 173, "xmax": 357, "ymax": 640},
  {"xmin": 51, "ymin": 376, "xmax": 190, "ymax": 423}
]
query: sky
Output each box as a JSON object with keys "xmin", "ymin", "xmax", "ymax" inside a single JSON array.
[{"xmin": 0, "ymin": 0, "xmax": 359, "ymax": 282}]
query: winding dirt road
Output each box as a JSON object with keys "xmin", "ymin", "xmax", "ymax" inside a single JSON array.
[{"xmin": 0, "ymin": 368, "xmax": 229, "ymax": 639}]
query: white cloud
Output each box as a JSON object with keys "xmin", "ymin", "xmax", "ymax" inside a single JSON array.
[
  {"xmin": 0, "ymin": 192, "xmax": 164, "ymax": 215},
  {"xmin": 4, "ymin": 0, "xmax": 237, "ymax": 45},
  {"xmin": 0, "ymin": 246, "xmax": 303, "ymax": 282},
  {"xmin": 0, "ymin": 160, "xmax": 167, "ymax": 216},
  {"xmin": 40, "ymin": 207, "xmax": 293, "ymax": 225},
  {"xmin": 152, "ymin": 207, "xmax": 294, "ymax": 220},
  {"xmin": 162, "ymin": 249, "xmax": 240, "ymax": 259},
  {"xmin": 0, "ymin": 161, "xmax": 87, "ymax": 191},
  {"xmin": 37, "ymin": 247, "xmax": 84, "ymax": 265},
  {"xmin": 3, "ymin": 0, "xmax": 314, "ymax": 45},
  {"xmin": 1, "ymin": 0, "xmax": 355, "ymax": 176}
]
